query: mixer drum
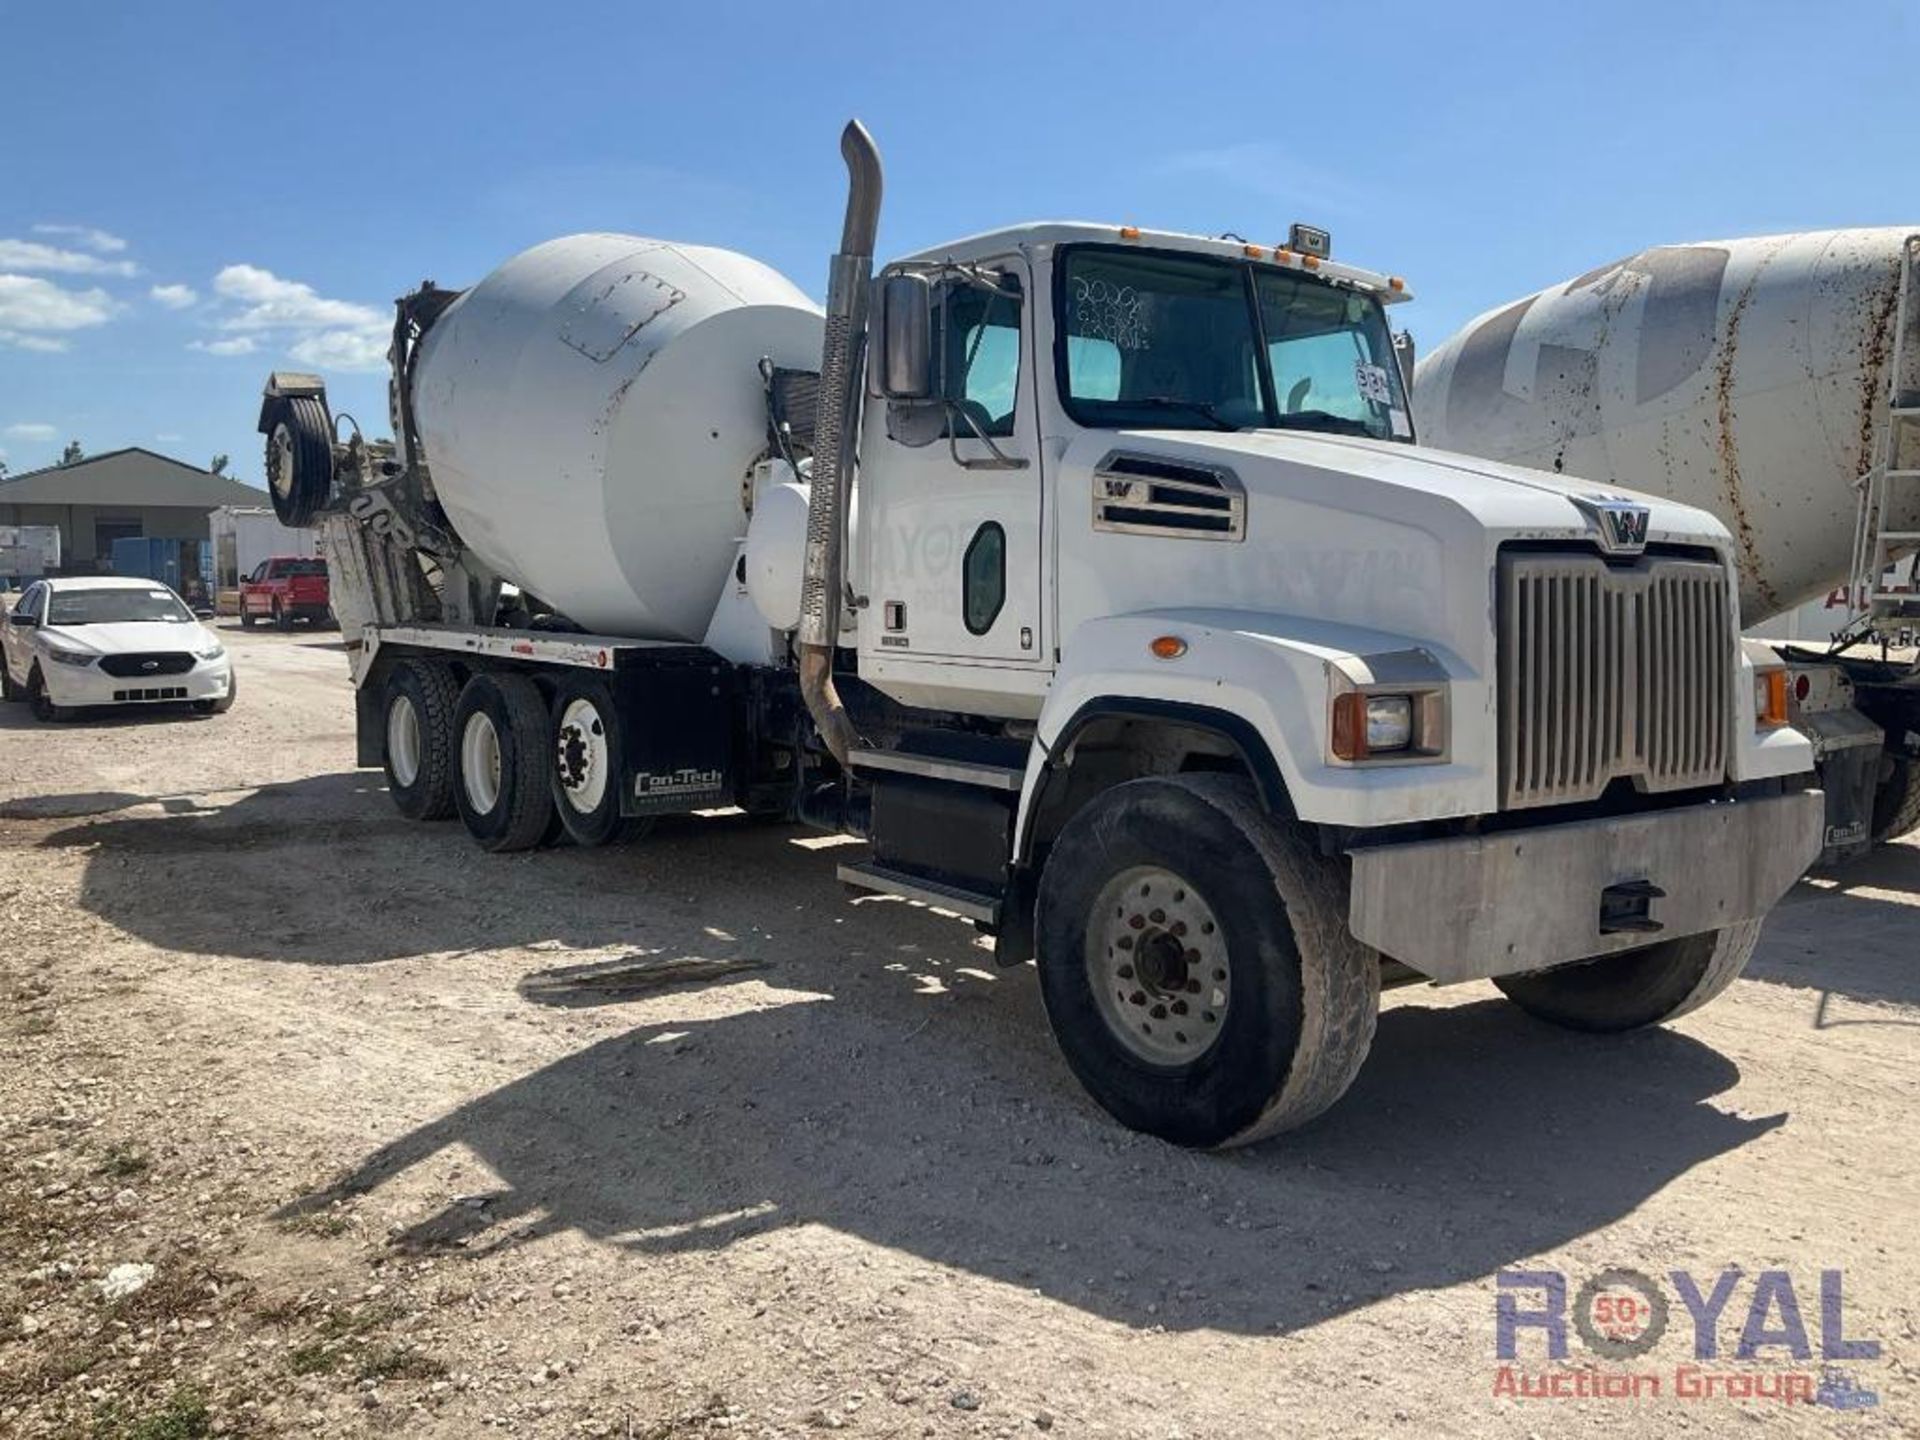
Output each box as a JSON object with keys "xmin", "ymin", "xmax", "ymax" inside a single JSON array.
[
  {"xmin": 1413, "ymin": 227, "xmax": 1920, "ymax": 622},
  {"xmin": 410, "ymin": 234, "xmax": 824, "ymax": 638}
]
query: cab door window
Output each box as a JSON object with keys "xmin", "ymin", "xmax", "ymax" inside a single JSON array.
[{"xmin": 942, "ymin": 275, "xmax": 1022, "ymax": 438}]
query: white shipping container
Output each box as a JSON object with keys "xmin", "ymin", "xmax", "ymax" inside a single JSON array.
[
  {"xmin": 0, "ymin": 524, "xmax": 61, "ymax": 575},
  {"xmin": 209, "ymin": 504, "xmax": 318, "ymax": 588}
]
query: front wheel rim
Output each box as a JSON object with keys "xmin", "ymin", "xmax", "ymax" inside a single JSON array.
[
  {"xmin": 386, "ymin": 695, "xmax": 422, "ymax": 787},
  {"xmin": 1086, "ymin": 865, "xmax": 1231, "ymax": 1066},
  {"xmin": 461, "ymin": 711, "xmax": 504, "ymax": 814},
  {"xmin": 554, "ymin": 696, "xmax": 611, "ymax": 815}
]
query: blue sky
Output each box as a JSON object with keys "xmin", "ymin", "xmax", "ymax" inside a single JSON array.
[{"xmin": 1, "ymin": 0, "xmax": 1911, "ymax": 486}]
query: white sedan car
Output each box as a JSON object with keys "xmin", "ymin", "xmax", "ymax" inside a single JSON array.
[{"xmin": 1, "ymin": 575, "xmax": 235, "ymax": 721}]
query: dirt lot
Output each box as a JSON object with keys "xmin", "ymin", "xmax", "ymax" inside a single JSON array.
[{"xmin": 1, "ymin": 624, "xmax": 1915, "ymax": 1438}]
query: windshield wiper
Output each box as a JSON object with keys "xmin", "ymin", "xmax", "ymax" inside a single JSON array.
[
  {"xmin": 1268, "ymin": 409, "xmax": 1374, "ymax": 438},
  {"xmin": 1128, "ymin": 397, "xmax": 1241, "ymax": 432}
]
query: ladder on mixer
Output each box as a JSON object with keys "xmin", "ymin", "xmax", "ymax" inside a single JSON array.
[{"xmin": 1848, "ymin": 232, "xmax": 1920, "ymax": 634}]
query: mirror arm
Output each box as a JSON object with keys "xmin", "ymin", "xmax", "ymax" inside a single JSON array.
[{"xmin": 944, "ymin": 402, "xmax": 1030, "ymax": 471}]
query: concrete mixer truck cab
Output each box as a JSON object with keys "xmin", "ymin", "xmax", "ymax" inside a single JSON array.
[{"xmin": 257, "ymin": 122, "xmax": 1824, "ymax": 1149}]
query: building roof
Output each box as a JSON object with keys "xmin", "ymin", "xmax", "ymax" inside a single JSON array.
[{"xmin": 0, "ymin": 447, "xmax": 266, "ymax": 508}]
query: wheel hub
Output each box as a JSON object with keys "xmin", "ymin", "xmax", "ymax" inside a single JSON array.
[
  {"xmin": 1087, "ymin": 865, "xmax": 1230, "ymax": 1066},
  {"xmin": 554, "ymin": 697, "xmax": 610, "ymax": 814}
]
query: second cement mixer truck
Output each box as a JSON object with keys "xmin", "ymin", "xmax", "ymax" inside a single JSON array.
[
  {"xmin": 1412, "ymin": 228, "xmax": 1920, "ymax": 867},
  {"xmin": 257, "ymin": 123, "xmax": 1821, "ymax": 1148}
]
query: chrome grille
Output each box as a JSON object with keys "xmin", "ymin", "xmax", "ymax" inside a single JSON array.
[{"xmin": 1499, "ymin": 553, "xmax": 1732, "ymax": 809}]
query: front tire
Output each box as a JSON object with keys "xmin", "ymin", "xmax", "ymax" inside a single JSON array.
[
  {"xmin": 240, "ymin": 603, "xmax": 256, "ymax": 630},
  {"xmin": 192, "ymin": 668, "xmax": 237, "ymax": 716},
  {"xmin": 1492, "ymin": 921, "xmax": 1761, "ymax": 1033},
  {"xmin": 1871, "ymin": 754, "xmax": 1920, "ymax": 845},
  {"xmin": 27, "ymin": 666, "xmax": 73, "ymax": 723},
  {"xmin": 0, "ymin": 657, "xmax": 21, "ymax": 702},
  {"xmin": 549, "ymin": 677, "xmax": 653, "ymax": 847},
  {"xmin": 1034, "ymin": 774, "xmax": 1380, "ymax": 1149},
  {"xmin": 452, "ymin": 671, "xmax": 554, "ymax": 852}
]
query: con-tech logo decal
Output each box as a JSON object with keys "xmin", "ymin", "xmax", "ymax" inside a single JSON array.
[
  {"xmin": 633, "ymin": 768, "xmax": 724, "ymax": 800},
  {"xmin": 1493, "ymin": 1266, "xmax": 1880, "ymax": 1410}
]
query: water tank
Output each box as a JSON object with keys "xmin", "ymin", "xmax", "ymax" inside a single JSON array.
[
  {"xmin": 411, "ymin": 235, "xmax": 824, "ymax": 638},
  {"xmin": 1412, "ymin": 228, "xmax": 1920, "ymax": 623}
]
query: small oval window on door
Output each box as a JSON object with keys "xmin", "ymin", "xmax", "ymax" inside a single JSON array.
[{"xmin": 962, "ymin": 522, "xmax": 1005, "ymax": 636}]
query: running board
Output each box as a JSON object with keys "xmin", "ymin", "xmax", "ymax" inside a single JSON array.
[
  {"xmin": 836, "ymin": 860, "xmax": 1001, "ymax": 924},
  {"xmin": 846, "ymin": 748, "xmax": 1025, "ymax": 791}
]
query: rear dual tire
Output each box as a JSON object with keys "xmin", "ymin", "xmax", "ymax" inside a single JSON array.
[
  {"xmin": 383, "ymin": 660, "xmax": 460, "ymax": 820},
  {"xmin": 380, "ymin": 663, "xmax": 657, "ymax": 853},
  {"xmin": 549, "ymin": 677, "xmax": 653, "ymax": 848}
]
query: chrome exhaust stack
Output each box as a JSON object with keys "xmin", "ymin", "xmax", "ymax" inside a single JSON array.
[{"xmin": 797, "ymin": 120, "xmax": 882, "ymax": 767}]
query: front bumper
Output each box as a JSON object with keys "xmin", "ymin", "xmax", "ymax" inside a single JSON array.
[
  {"xmin": 1347, "ymin": 789, "xmax": 1824, "ymax": 983},
  {"xmin": 42, "ymin": 657, "xmax": 232, "ymax": 707}
]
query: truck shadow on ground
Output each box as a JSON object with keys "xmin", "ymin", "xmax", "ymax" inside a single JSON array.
[
  {"xmin": 33, "ymin": 770, "xmax": 1797, "ymax": 1334},
  {"xmin": 284, "ymin": 990, "xmax": 1778, "ymax": 1338},
  {"xmin": 1747, "ymin": 838, "xmax": 1920, "ymax": 1012}
]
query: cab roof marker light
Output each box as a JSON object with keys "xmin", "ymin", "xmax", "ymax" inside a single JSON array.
[{"xmin": 1119, "ymin": 226, "xmax": 1142, "ymax": 240}]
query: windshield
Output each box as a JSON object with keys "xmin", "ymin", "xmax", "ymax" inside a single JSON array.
[
  {"xmin": 1057, "ymin": 245, "xmax": 1410, "ymax": 440},
  {"xmin": 47, "ymin": 587, "xmax": 194, "ymax": 626}
]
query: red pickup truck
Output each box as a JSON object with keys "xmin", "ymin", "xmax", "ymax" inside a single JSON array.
[{"xmin": 239, "ymin": 556, "xmax": 331, "ymax": 629}]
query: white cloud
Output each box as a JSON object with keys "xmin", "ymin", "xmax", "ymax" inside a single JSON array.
[
  {"xmin": 208, "ymin": 263, "xmax": 388, "ymax": 373},
  {"xmin": 189, "ymin": 336, "xmax": 258, "ymax": 357},
  {"xmin": 0, "ymin": 332, "xmax": 71, "ymax": 353},
  {"xmin": 150, "ymin": 283, "xmax": 198, "ymax": 310},
  {"xmin": 0, "ymin": 275, "xmax": 120, "ymax": 346},
  {"xmin": 155, "ymin": 432, "xmax": 184, "ymax": 442},
  {"xmin": 289, "ymin": 329, "xmax": 388, "ymax": 370},
  {"xmin": 0, "ymin": 238, "xmax": 139, "ymax": 278},
  {"xmin": 33, "ymin": 224, "xmax": 128, "ymax": 254},
  {"xmin": 4, "ymin": 423, "xmax": 58, "ymax": 441}
]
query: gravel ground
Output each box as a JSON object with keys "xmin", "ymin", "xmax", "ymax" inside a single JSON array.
[{"xmin": 1, "ymin": 624, "xmax": 1915, "ymax": 1438}]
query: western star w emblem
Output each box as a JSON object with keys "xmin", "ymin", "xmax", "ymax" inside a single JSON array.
[{"xmin": 1574, "ymin": 494, "xmax": 1652, "ymax": 555}]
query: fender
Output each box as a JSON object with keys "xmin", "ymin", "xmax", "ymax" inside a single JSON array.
[{"xmin": 1012, "ymin": 608, "xmax": 1494, "ymax": 859}]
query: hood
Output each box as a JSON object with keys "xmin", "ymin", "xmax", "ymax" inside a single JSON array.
[
  {"xmin": 1132, "ymin": 428, "xmax": 1731, "ymax": 553},
  {"xmin": 1054, "ymin": 426, "xmax": 1743, "ymax": 673},
  {"xmin": 42, "ymin": 620, "xmax": 215, "ymax": 655}
]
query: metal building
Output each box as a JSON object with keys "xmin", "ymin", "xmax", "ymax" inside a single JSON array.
[{"xmin": 0, "ymin": 448, "xmax": 265, "ymax": 573}]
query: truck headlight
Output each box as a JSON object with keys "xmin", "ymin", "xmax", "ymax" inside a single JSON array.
[
  {"xmin": 1330, "ymin": 688, "xmax": 1446, "ymax": 762},
  {"xmin": 47, "ymin": 647, "xmax": 95, "ymax": 667},
  {"xmin": 1364, "ymin": 695, "xmax": 1413, "ymax": 752},
  {"xmin": 194, "ymin": 641, "xmax": 226, "ymax": 661}
]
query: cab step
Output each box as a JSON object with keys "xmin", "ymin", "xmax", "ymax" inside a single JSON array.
[
  {"xmin": 846, "ymin": 747, "xmax": 1024, "ymax": 791},
  {"xmin": 837, "ymin": 860, "xmax": 1001, "ymax": 924}
]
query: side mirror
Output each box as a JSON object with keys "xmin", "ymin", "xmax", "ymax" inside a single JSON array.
[
  {"xmin": 8, "ymin": 611, "xmax": 36, "ymax": 627},
  {"xmin": 872, "ymin": 273, "xmax": 933, "ymax": 400},
  {"xmin": 1392, "ymin": 330, "xmax": 1417, "ymax": 393}
]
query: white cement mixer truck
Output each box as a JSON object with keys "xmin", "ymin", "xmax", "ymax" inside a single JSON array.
[
  {"xmin": 257, "ymin": 123, "xmax": 1822, "ymax": 1147},
  {"xmin": 1413, "ymin": 229, "xmax": 1920, "ymax": 866}
]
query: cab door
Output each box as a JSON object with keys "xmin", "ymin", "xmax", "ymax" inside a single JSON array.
[{"xmin": 858, "ymin": 257, "xmax": 1044, "ymax": 667}]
